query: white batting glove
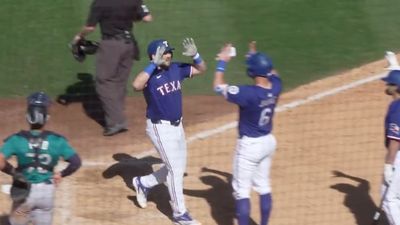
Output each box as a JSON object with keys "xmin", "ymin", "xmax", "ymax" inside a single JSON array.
[
  {"xmin": 152, "ymin": 45, "xmax": 166, "ymax": 66},
  {"xmin": 216, "ymin": 43, "xmax": 233, "ymax": 62},
  {"xmin": 384, "ymin": 163, "xmax": 395, "ymax": 185},
  {"xmin": 385, "ymin": 51, "xmax": 400, "ymax": 70},
  {"xmin": 182, "ymin": 38, "xmax": 198, "ymax": 57}
]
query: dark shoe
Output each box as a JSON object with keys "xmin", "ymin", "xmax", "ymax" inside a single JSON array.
[{"xmin": 103, "ymin": 124, "xmax": 128, "ymax": 136}]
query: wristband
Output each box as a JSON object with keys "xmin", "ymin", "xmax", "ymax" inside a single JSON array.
[
  {"xmin": 216, "ymin": 60, "xmax": 227, "ymax": 72},
  {"xmin": 144, "ymin": 63, "xmax": 157, "ymax": 75},
  {"xmin": 1, "ymin": 161, "xmax": 15, "ymax": 176},
  {"xmin": 193, "ymin": 53, "xmax": 203, "ymax": 65}
]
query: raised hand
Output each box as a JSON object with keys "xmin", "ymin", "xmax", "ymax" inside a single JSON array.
[
  {"xmin": 153, "ymin": 45, "xmax": 166, "ymax": 66},
  {"xmin": 182, "ymin": 38, "xmax": 198, "ymax": 57},
  {"xmin": 385, "ymin": 51, "xmax": 400, "ymax": 70},
  {"xmin": 246, "ymin": 41, "xmax": 257, "ymax": 58},
  {"xmin": 332, "ymin": 170, "xmax": 345, "ymax": 177},
  {"xmin": 216, "ymin": 43, "xmax": 233, "ymax": 62}
]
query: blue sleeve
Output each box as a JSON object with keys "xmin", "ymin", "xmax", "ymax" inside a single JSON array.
[
  {"xmin": 268, "ymin": 74, "xmax": 282, "ymax": 96},
  {"xmin": 387, "ymin": 108, "xmax": 400, "ymax": 140},
  {"xmin": 177, "ymin": 63, "xmax": 192, "ymax": 80},
  {"xmin": 226, "ymin": 85, "xmax": 250, "ymax": 107}
]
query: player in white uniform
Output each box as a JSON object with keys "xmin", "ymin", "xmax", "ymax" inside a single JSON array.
[
  {"xmin": 381, "ymin": 66, "xmax": 400, "ymax": 225},
  {"xmin": 131, "ymin": 38, "xmax": 206, "ymax": 225},
  {"xmin": 213, "ymin": 42, "xmax": 282, "ymax": 225}
]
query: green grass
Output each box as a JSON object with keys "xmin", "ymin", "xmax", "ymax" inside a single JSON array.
[{"xmin": 1, "ymin": 0, "xmax": 400, "ymax": 97}]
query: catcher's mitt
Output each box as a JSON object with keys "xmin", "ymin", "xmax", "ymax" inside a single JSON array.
[
  {"xmin": 10, "ymin": 172, "xmax": 31, "ymax": 203},
  {"xmin": 70, "ymin": 38, "xmax": 99, "ymax": 62}
]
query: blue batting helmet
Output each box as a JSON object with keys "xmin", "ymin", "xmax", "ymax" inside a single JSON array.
[
  {"xmin": 26, "ymin": 91, "xmax": 51, "ymax": 126},
  {"xmin": 382, "ymin": 70, "xmax": 400, "ymax": 86},
  {"xmin": 246, "ymin": 52, "xmax": 273, "ymax": 78},
  {"xmin": 147, "ymin": 39, "xmax": 174, "ymax": 59}
]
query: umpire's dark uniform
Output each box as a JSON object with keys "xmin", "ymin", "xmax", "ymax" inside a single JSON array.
[{"xmin": 85, "ymin": 0, "xmax": 151, "ymax": 136}]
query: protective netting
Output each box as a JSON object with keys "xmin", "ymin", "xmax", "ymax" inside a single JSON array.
[{"xmin": 0, "ymin": 57, "xmax": 393, "ymax": 225}]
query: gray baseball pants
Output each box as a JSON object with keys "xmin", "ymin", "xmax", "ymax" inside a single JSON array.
[{"xmin": 95, "ymin": 39, "xmax": 136, "ymax": 128}]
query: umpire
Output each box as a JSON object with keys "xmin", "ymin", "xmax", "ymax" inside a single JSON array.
[{"xmin": 72, "ymin": 0, "xmax": 153, "ymax": 136}]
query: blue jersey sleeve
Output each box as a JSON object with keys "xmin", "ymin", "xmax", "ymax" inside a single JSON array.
[
  {"xmin": 226, "ymin": 85, "xmax": 250, "ymax": 107},
  {"xmin": 177, "ymin": 63, "xmax": 192, "ymax": 80},
  {"xmin": 268, "ymin": 74, "xmax": 282, "ymax": 96},
  {"xmin": 386, "ymin": 100, "xmax": 400, "ymax": 141},
  {"xmin": 387, "ymin": 113, "xmax": 400, "ymax": 141}
]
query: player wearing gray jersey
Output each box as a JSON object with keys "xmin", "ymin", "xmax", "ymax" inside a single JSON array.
[
  {"xmin": 0, "ymin": 92, "xmax": 81, "ymax": 225},
  {"xmin": 213, "ymin": 42, "xmax": 282, "ymax": 225}
]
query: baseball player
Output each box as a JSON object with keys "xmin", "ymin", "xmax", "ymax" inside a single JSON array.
[
  {"xmin": 213, "ymin": 41, "xmax": 282, "ymax": 225},
  {"xmin": 131, "ymin": 38, "xmax": 206, "ymax": 225},
  {"xmin": 0, "ymin": 91, "xmax": 82, "ymax": 225},
  {"xmin": 381, "ymin": 59, "xmax": 400, "ymax": 225}
]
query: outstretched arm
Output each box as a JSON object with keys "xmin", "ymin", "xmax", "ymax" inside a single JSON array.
[
  {"xmin": 202, "ymin": 167, "xmax": 231, "ymax": 180},
  {"xmin": 182, "ymin": 38, "xmax": 207, "ymax": 76},
  {"xmin": 132, "ymin": 45, "xmax": 166, "ymax": 91},
  {"xmin": 332, "ymin": 170, "xmax": 367, "ymax": 184},
  {"xmin": 213, "ymin": 43, "xmax": 234, "ymax": 95}
]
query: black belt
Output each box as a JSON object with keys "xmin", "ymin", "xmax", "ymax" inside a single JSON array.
[
  {"xmin": 151, "ymin": 119, "xmax": 181, "ymax": 126},
  {"xmin": 102, "ymin": 33, "xmax": 133, "ymax": 42}
]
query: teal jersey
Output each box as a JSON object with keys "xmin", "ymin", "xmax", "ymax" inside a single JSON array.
[{"xmin": 1, "ymin": 130, "xmax": 77, "ymax": 183}]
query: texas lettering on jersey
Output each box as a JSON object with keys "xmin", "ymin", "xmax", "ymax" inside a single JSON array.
[{"xmin": 156, "ymin": 80, "xmax": 182, "ymax": 96}]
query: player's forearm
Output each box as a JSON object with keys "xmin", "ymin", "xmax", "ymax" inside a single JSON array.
[
  {"xmin": 213, "ymin": 72, "xmax": 226, "ymax": 89},
  {"xmin": 75, "ymin": 26, "xmax": 96, "ymax": 39},
  {"xmin": 61, "ymin": 154, "xmax": 82, "ymax": 177},
  {"xmin": 0, "ymin": 154, "xmax": 15, "ymax": 175},
  {"xmin": 142, "ymin": 14, "xmax": 153, "ymax": 22},
  {"xmin": 385, "ymin": 139, "xmax": 400, "ymax": 164},
  {"xmin": 193, "ymin": 61, "xmax": 207, "ymax": 74},
  {"xmin": 213, "ymin": 60, "xmax": 227, "ymax": 88},
  {"xmin": 0, "ymin": 153, "xmax": 5, "ymax": 171},
  {"xmin": 132, "ymin": 71, "xmax": 152, "ymax": 91}
]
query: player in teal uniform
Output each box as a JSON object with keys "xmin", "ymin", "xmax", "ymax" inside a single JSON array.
[{"xmin": 0, "ymin": 91, "xmax": 82, "ymax": 225}]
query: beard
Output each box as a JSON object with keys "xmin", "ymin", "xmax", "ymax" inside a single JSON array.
[
  {"xmin": 160, "ymin": 59, "xmax": 172, "ymax": 68},
  {"xmin": 386, "ymin": 87, "xmax": 397, "ymax": 96}
]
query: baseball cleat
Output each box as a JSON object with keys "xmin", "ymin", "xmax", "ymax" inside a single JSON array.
[
  {"xmin": 132, "ymin": 177, "xmax": 149, "ymax": 208},
  {"xmin": 172, "ymin": 212, "xmax": 201, "ymax": 225}
]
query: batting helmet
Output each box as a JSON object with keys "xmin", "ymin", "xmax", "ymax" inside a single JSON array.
[
  {"xmin": 246, "ymin": 52, "xmax": 273, "ymax": 78},
  {"xmin": 70, "ymin": 38, "xmax": 99, "ymax": 62},
  {"xmin": 26, "ymin": 91, "xmax": 51, "ymax": 126},
  {"xmin": 147, "ymin": 39, "xmax": 174, "ymax": 59},
  {"xmin": 382, "ymin": 70, "xmax": 400, "ymax": 86}
]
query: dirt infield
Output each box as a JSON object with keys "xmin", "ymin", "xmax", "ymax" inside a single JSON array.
[{"xmin": 0, "ymin": 55, "xmax": 396, "ymax": 225}]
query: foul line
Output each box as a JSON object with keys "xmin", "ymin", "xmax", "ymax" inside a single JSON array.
[{"xmin": 81, "ymin": 71, "xmax": 386, "ymax": 167}]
